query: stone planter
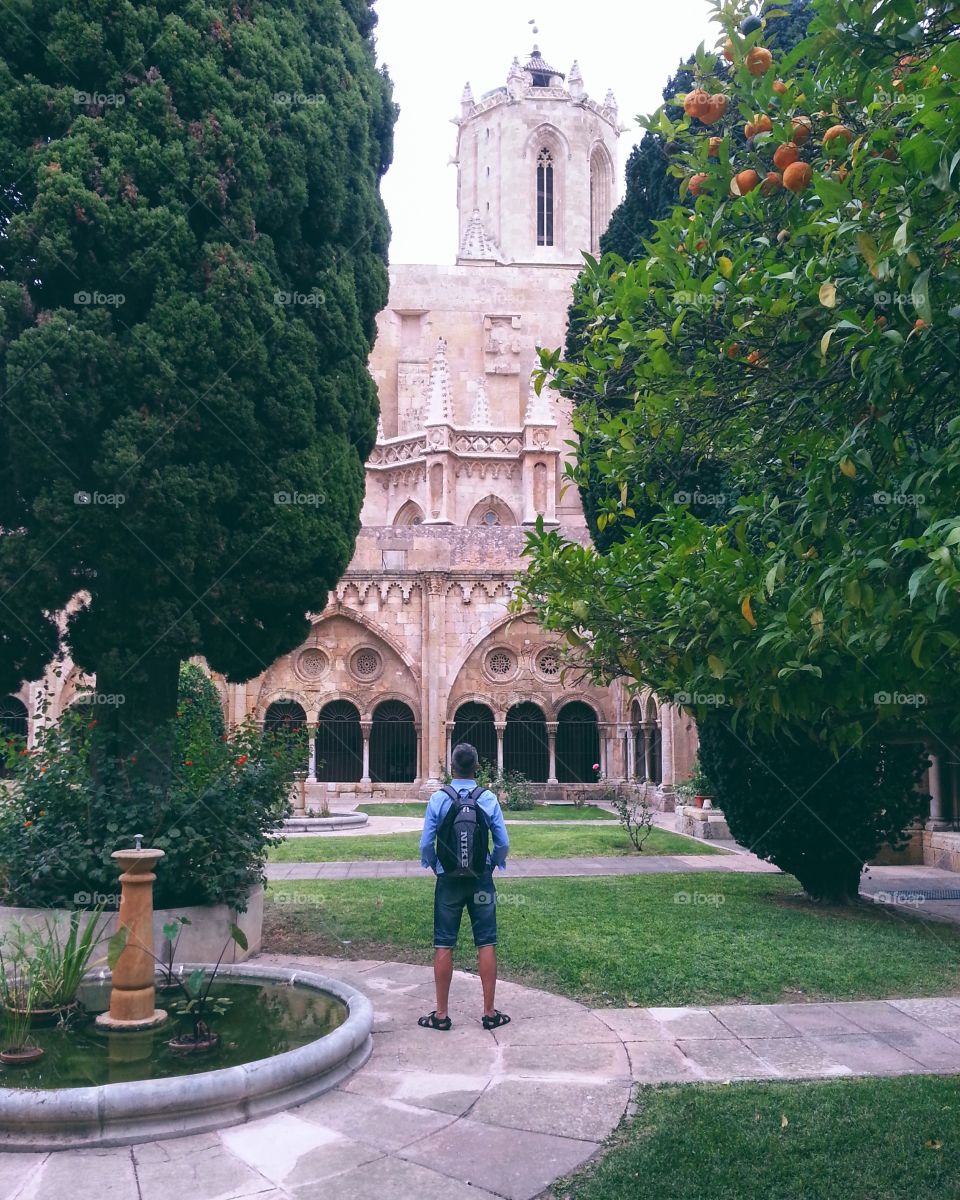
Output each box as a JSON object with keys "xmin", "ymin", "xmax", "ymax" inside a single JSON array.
[
  {"xmin": 0, "ymin": 887, "xmax": 263, "ymax": 965},
  {"xmin": 675, "ymin": 803, "xmax": 731, "ymax": 842}
]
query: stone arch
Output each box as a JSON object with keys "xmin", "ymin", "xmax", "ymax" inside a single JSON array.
[
  {"xmin": 256, "ymin": 688, "xmax": 310, "ymax": 721},
  {"xmin": 319, "ymin": 606, "xmax": 418, "ymax": 679},
  {"xmin": 446, "ymin": 609, "xmax": 537, "ymax": 691},
  {"xmin": 466, "ymin": 495, "xmax": 518, "ymax": 527},
  {"xmin": 524, "ymin": 122, "xmax": 572, "ymax": 161},
  {"xmin": 393, "ymin": 499, "xmax": 424, "ymax": 526}
]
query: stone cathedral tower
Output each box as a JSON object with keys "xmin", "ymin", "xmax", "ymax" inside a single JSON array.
[{"xmin": 20, "ymin": 49, "xmax": 698, "ymax": 811}]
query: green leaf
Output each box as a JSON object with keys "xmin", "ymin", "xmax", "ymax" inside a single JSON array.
[
  {"xmin": 707, "ymin": 655, "xmax": 726, "ymax": 679},
  {"xmin": 229, "ymin": 923, "xmax": 249, "ymax": 952},
  {"xmin": 107, "ymin": 927, "xmax": 130, "ymax": 971}
]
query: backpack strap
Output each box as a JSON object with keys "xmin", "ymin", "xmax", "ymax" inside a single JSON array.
[{"xmin": 440, "ymin": 783, "xmax": 460, "ymax": 804}]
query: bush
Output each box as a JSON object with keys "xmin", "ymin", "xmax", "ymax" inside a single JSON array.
[
  {"xmin": 497, "ymin": 770, "xmax": 536, "ymax": 811},
  {"xmin": 697, "ymin": 717, "xmax": 929, "ymax": 903},
  {"xmin": 0, "ymin": 697, "xmax": 300, "ymax": 913}
]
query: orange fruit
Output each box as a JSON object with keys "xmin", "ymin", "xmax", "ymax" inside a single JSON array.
[
  {"xmin": 772, "ymin": 80, "xmax": 788, "ymax": 95},
  {"xmin": 783, "ymin": 161, "xmax": 813, "ymax": 193},
  {"xmin": 761, "ymin": 171, "xmax": 783, "ymax": 196},
  {"xmin": 773, "ymin": 142, "xmax": 800, "ymax": 170},
  {"xmin": 914, "ymin": 318, "xmax": 926, "ymax": 331},
  {"xmin": 723, "ymin": 38, "xmax": 735, "ymax": 62},
  {"xmin": 747, "ymin": 350, "xmax": 762, "ymax": 365},
  {"xmin": 731, "ymin": 169, "xmax": 762, "ymax": 196},
  {"xmin": 683, "ymin": 89, "xmax": 711, "ymax": 120},
  {"xmin": 876, "ymin": 316, "xmax": 887, "ymax": 327},
  {"xmin": 746, "ymin": 47, "xmax": 773, "ymax": 76},
  {"xmin": 727, "ymin": 343, "xmax": 740, "ymax": 359},
  {"xmin": 744, "ymin": 114, "xmax": 773, "ymax": 139},
  {"xmin": 791, "ymin": 116, "xmax": 813, "ymax": 144},
  {"xmin": 822, "ymin": 124, "xmax": 853, "ymax": 149},
  {"xmin": 688, "ymin": 173, "xmax": 709, "ymax": 197},
  {"xmin": 708, "ymin": 136, "xmax": 723, "ymax": 157},
  {"xmin": 694, "ymin": 239, "xmax": 708, "ymax": 250},
  {"xmin": 710, "ymin": 94, "xmax": 730, "ymax": 120}
]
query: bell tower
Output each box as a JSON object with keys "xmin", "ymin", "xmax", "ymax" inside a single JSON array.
[{"xmin": 454, "ymin": 47, "xmax": 620, "ymax": 267}]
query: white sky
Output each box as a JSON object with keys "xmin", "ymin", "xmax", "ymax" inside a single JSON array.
[{"xmin": 373, "ymin": 0, "xmax": 720, "ymax": 264}]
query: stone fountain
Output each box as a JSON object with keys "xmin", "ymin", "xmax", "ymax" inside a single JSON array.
[{"xmin": 95, "ymin": 834, "xmax": 168, "ymax": 1031}]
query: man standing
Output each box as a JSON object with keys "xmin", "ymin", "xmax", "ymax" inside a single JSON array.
[{"xmin": 418, "ymin": 742, "xmax": 510, "ymax": 1031}]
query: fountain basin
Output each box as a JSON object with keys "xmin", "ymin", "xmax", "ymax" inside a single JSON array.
[{"xmin": 0, "ymin": 963, "xmax": 372, "ymax": 1151}]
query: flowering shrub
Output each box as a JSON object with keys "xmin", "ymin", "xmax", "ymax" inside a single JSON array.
[{"xmin": 0, "ymin": 703, "xmax": 300, "ymax": 912}]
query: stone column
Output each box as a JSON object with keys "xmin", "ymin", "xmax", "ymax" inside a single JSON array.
[
  {"xmin": 626, "ymin": 725, "xmax": 637, "ymax": 780},
  {"xmin": 360, "ymin": 721, "xmax": 372, "ymax": 785},
  {"xmin": 926, "ymin": 752, "xmax": 950, "ymax": 830},
  {"xmin": 546, "ymin": 722, "xmax": 558, "ymax": 785},
  {"xmin": 306, "ymin": 711, "xmax": 318, "ymax": 783},
  {"xmin": 642, "ymin": 722, "xmax": 654, "ymax": 781},
  {"xmin": 495, "ymin": 722, "xmax": 505, "ymax": 774}
]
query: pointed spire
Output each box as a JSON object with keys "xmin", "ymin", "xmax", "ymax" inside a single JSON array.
[
  {"xmin": 426, "ymin": 337, "xmax": 452, "ymax": 425},
  {"xmin": 569, "ymin": 60, "xmax": 585, "ymax": 100},
  {"xmin": 461, "ymin": 81, "xmax": 475, "ymax": 116},
  {"xmin": 603, "ymin": 88, "xmax": 619, "ymax": 123},
  {"xmin": 470, "ymin": 378, "xmax": 491, "ymax": 428},
  {"xmin": 524, "ymin": 373, "xmax": 557, "ymax": 426},
  {"xmin": 458, "ymin": 208, "xmax": 503, "ymax": 263},
  {"xmin": 507, "ymin": 55, "xmax": 525, "ymax": 97},
  {"xmin": 375, "ymin": 411, "xmax": 385, "ymax": 442}
]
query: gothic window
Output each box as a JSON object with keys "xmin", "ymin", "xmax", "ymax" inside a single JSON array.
[
  {"xmin": 537, "ymin": 148, "xmax": 554, "ymax": 247},
  {"xmin": 590, "ymin": 146, "xmax": 614, "ymax": 256}
]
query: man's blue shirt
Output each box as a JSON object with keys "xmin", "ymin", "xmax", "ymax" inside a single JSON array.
[{"xmin": 419, "ymin": 779, "xmax": 510, "ymax": 874}]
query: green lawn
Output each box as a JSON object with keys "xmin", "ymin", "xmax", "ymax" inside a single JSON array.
[
  {"xmin": 263, "ymin": 873, "xmax": 960, "ymax": 1007},
  {"xmin": 269, "ymin": 824, "xmax": 720, "ymax": 862},
  {"xmin": 557, "ymin": 1078, "xmax": 960, "ymax": 1200},
  {"xmin": 358, "ymin": 802, "xmax": 617, "ymax": 822}
]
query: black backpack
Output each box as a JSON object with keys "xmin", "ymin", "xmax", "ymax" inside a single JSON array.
[{"xmin": 436, "ymin": 784, "xmax": 490, "ymax": 878}]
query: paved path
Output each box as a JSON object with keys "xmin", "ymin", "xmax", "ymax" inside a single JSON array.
[
  {"xmin": 9, "ymin": 955, "xmax": 960, "ymax": 1200},
  {"xmin": 267, "ymin": 851, "xmax": 780, "ymax": 882}
]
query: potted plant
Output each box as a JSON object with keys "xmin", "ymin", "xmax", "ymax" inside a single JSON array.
[
  {"xmin": 0, "ymin": 911, "xmax": 106, "ymax": 1026},
  {"xmin": 689, "ymin": 759, "xmax": 716, "ymax": 810},
  {"xmin": 0, "ymin": 963, "xmax": 43, "ymax": 1066},
  {"xmin": 157, "ymin": 916, "xmax": 192, "ymax": 995},
  {"xmin": 109, "ymin": 921, "xmax": 248, "ymax": 1054}
]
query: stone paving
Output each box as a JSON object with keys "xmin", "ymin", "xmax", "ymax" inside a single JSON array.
[
  {"xmin": 267, "ymin": 851, "xmax": 781, "ymax": 882},
  {"xmin": 5, "ymin": 957, "xmax": 960, "ymax": 1200}
]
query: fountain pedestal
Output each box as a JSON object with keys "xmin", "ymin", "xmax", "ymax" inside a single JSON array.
[{"xmin": 96, "ymin": 847, "xmax": 168, "ymax": 1032}]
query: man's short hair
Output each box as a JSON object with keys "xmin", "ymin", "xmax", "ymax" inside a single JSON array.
[{"xmin": 451, "ymin": 742, "xmax": 479, "ymax": 777}]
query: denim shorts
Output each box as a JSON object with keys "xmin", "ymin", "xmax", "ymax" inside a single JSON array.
[{"xmin": 433, "ymin": 869, "xmax": 497, "ymax": 949}]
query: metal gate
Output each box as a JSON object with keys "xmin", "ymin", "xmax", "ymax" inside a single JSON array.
[
  {"xmin": 451, "ymin": 702, "xmax": 498, "ymax": 774},
  {"xmin": 315, "ymin": 700, "xmax": 362, "ymax": 782},
  {"xmin": 503, "ymin": 702, "xmax": 548, "ymax": 782},
  {"xmin": 370, "ymin": 701, "xmax": 417, "ymax": 783},
  {"xmin": 555, "ymin": 701, "xmax": 600, "ymax": 783},
  {"xmin": 263, "ymin": 700, "xmax": 308, "ymax": 770},
  {"xmin": 0, "ymin": 696, "xmax": 27, "ymax": 779}
]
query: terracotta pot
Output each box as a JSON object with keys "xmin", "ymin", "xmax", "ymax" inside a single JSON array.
[
  {"xmin": 167, "ymin": 1032, "xmax": 221, "ymax": 1055},
  {"xmin": 4, "ymin": 1000, "xmax": 80, "ymax": 1028},
  {"xmin": 0, "ymin": 1045, "xmax": 44, "ymax": 1066},
  {"xmin": 694, "ymin": 794, "xmax": 708, "ymax": 809}
]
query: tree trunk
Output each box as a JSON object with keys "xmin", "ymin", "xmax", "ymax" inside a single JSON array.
[{"xmin": 88, "ymin": 651, "xmax": 181, "ymax": 793}]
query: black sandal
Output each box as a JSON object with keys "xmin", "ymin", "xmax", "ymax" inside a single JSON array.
[
  {"xmin": 482, "ymin": 1010, "xmax": 511, "ymax": 1030},
  {"xmin": 418, "ymin": 1011, "xmax": 452, "ymax": 1031}
]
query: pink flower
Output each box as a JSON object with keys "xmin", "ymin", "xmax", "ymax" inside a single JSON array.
[{"xmin": 592, "ymin": 763, "xmax": 600, "ymax": 771}]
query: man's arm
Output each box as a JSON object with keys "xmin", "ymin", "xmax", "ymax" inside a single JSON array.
[
  {"xmin": 484, "ymin": 794, "xmax": 510, "ymax": 870},
  {"xmin": 420, "ymin": 796, "xmax": 440, "ymax": 871}
]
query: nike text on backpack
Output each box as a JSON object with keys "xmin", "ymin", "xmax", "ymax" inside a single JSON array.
[{"xmin": 436, "ymin": 784, "xmax": 490, "ymax": 878}]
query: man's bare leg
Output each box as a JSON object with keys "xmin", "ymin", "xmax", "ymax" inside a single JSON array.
[
  {"xmin": 478, "ymin": 944, "xmax": 497, "ymax": 1017},
  {"xmin": 434, "ymin": 947, "xmax": 453, "ymax": 1019}
]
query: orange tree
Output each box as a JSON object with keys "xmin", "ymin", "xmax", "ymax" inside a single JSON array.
[{"xmin": 517, "ymin": 0, "xmax": 960, "ymax": 893}]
